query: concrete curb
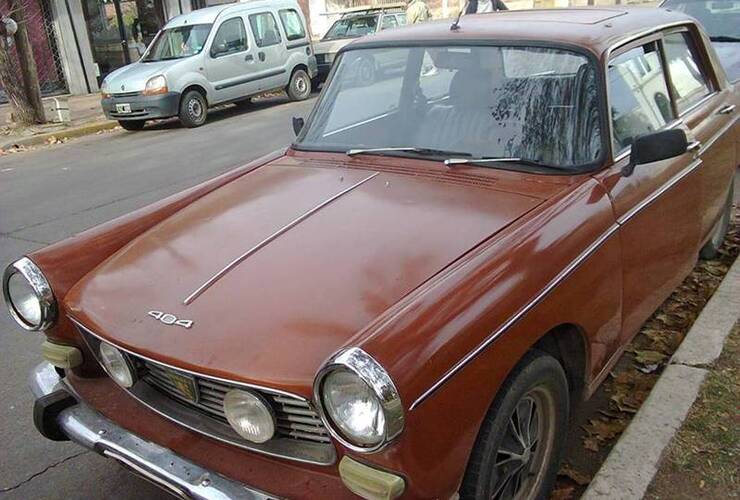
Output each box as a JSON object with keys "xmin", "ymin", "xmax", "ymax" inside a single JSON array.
[
  {"xmin": 1, "ymin": 120, "xmax": 118, "ymax": 151},
  {"xmin": 582, "ymin": 256, "xmax": 740, "ymax": 500}
]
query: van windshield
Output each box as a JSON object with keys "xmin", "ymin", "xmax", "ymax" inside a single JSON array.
[
  {"xmin": 322, "ymin": 15, "xmax": 379, "ymax": 40},
  {"xmin": 142, "ymin": 24, "xmax": 212, "ymax": 62}
]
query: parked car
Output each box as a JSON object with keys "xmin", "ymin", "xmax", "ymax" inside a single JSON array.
[
  {"xmin": 5, "ymin": 7, "xmax": 738, "ymax": 500},
  {"xmin": 313, "ymin": 6, "xmax": 407, "ymax": 84},
  {"xmin": 660, "ymin": 0, "xmax": 740, "ymax": 83},
  {"xmin": 100, "ymin": 0, "xmax": 317, "ymax": 130}
]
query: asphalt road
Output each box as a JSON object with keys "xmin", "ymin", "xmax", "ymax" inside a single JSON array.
[{"xmin": 0, "ymin": 95, "xmax": 316, "ymax": 499}]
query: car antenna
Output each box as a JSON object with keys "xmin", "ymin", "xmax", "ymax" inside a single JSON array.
[{"xmin": 450, "ymin": 1, "xmax": 468, "ymax": 31}]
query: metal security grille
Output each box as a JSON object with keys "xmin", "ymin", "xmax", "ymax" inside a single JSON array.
[{"xmin": 0, "ymin": 0, "xmax": 67, "ymax": 104}]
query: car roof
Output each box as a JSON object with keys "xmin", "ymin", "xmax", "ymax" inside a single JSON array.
[
  {"xmin": 347, "ymin": 7, "xmax": 698, "ymax": 57},
  {"xmin": 165, "ymin": 0, "xmax": 299, "ymax": 27}
]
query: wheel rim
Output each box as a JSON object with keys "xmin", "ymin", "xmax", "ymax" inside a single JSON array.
[
  {"xmin": 295, "ymin": 75, "xmax": 308, "ymax": 96},
  {"xmin": 489, "ymin": 387, "xmax": 556, "ymax": 500},
  {"xmin": 188, "ymin": 98, "xmax": 203, "ymax": 120}
]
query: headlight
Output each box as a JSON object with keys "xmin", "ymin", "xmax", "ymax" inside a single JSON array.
[
  {"xmin": 314, "ymin": 348, "xmax": 404, "ymax": 452},
  {"xmin": 223, "ymin": 389, "xmax": 276, "ymax": 443},
  {"xmin": 143, "ymin": 75, "xmax": 168, "ymax": 96},
  {"xmin": 100, "ymin": 78, "xmax": 110, "ymax": 98},
  {"xmin": 2, "ymin": 257, "xmax": 57, "ymax": 331},
  {"xmin": 99, "ymin": 342, "xmax": 135, "ymax": 388}
]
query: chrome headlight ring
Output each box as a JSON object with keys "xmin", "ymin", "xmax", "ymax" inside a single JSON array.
[
  {"xmin": 2, "ymin": 257, "xmax": 57, "ymax": 331},
  {"xmin": 313, "ymin": 347, "xmax": 404, "ymax": 453}
]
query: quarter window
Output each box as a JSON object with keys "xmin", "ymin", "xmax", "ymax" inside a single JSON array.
[
  {"xmin": 249, "ymin": 12, "xmax": 282, "ymax": 47},
  {"xmin": 210, "ymin": 18, "xmax": 247, "ymax": 57},
  {"xmin": 278, "ymin": 9, "xmax": 306, "ymax": 41},
  {"xmin": 608, "ymin": 43, "xmax": 675, "ymax": 154},
  {"xmin": 663, "ymin": 31, "xmax": 713, "ymax": 114}
]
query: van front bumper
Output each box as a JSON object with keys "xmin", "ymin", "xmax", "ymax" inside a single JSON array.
[
  {"xmin": 30, "ymin": 362, "xmax": 277, "ymax": 500},
  {"xmin": 101, "ymin": 92, "xmax": 180, "ymax": 121}
]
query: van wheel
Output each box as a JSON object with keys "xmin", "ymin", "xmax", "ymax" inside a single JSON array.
[
  {"xmin": 118, "ymin": 120, "xmax": 145, "ymax": 131},
  {"xmin": 179, "ymin": 90, "xmax": 207, "ymax": 128},
  {"xmin": 287, "ymin": 69, "xmax": 311, "ymax": 101},
  {"xmin": 460, "ymin": 351, "xmax": 569, "ymax": 500},
  {"xmin": 700, "ymin": 183, "xmax": 733, "ymax": 260}
]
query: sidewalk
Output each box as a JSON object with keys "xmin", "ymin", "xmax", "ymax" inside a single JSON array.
[{"xmin": 0, "ymin": 93, "xmax": 116, "ymax": 151}]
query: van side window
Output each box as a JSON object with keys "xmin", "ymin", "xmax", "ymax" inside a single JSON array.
[
  {"xmin": 278, "ymin": 9, "xmax": 306, "ymax": 41},
  {"xmin": 608, "ymin": 42, "xmax": 675, "ymax": 154},
  {"xmin": 210, "ymin": 17, "xmax": 248, "ymax": 57},
  {"xmin": 381, "ymin": 14, "xmax": 398, "ymax": 30},
  {"xmin": 249, "ymin": 12, "xmax": 282, "ymax": 47},
  {"xmin": 663, "ymin": 31, "xmax": 713, "ymax": 114}
]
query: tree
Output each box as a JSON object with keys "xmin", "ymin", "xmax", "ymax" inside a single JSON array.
[{"xmin": 0, "ymin": 0, "xmax": 45, "ymax": 126}]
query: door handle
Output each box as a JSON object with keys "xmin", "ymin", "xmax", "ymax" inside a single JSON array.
[
  {"xmin": 258, "ymin": 51, "xmax": 266, "ymax": 62},
  {"xmin": 245, "ymin": 54, "xmax": 253, "ymax": 62},
  {"xmin": 717, "ymin": 104, "xmax": 736, "ymax": 115},
  {"xmin": 687, "ymin": 140, "xmax": 702, "ymax": 153}
]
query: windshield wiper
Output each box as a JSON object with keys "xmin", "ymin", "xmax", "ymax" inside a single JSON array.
[
  {"xmin": 444, "ymin": 157, "xmax": 573, "ymax": 172},
  {"xmin": 710, "ymin": 35, "xmax": 740, "ymax": 43},
  {"xmin": 346, "ymin": 147, "xmax": 473, "ymax": 158}
]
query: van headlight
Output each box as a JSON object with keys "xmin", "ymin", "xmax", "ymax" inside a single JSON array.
[
  {"xmin": 3, "ymin": 257, "xmax": 57, "ymax": 331},
  {"xmin": 314, "ymin": 348, "xmax": 404, "ymax": 452},
  {"xmin": 143, "ymin": 75, "xmax": 168, "ymax": 96}
]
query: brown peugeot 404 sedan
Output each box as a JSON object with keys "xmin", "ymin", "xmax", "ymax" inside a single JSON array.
[{"xmin": 4, "ymin": 7, "xmax": 738, "ymax": 500}]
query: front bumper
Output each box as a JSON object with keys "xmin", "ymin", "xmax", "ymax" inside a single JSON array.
[
  {"xmin": 101, "ymin": 92, "xmax": 180, "ymax": 121},
  {"xmin": 30, "ymin": 362, "xmax": 277, "ymax": 500}
]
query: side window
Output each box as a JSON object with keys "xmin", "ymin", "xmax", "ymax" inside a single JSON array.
[
  {"xmin": 396, "ymin": 13, "xmax": 407, "ymax": 25},
  {"xmin": 608, "ymin": 42, "xmax": 675, "ymax": 154},
  {"xmin": 210, "ymin": 17, "xmax": 248, "ymax": 58},
  {"xmin": 663, "ymin": 31, "xmax": 713, "ymax": 114},
  {"xmin": 278, "ymin": 9, "xmax": 306, "ymax": 41},
  {"xmin": 249, "ymin": 12, "xmax": 282, "ymax": 48},
  {"xmin": 380, "ymin": 14, "xmax": 398, "ymax": 31}
]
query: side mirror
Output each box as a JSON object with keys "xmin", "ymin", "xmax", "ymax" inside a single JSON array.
[
  {"xmin": 292, "ymin": 116, "xmax": 304, "ymax": 136},
  {"xmin": 622, "ymin": 129, "xmax": 688, "ymax": 177}
]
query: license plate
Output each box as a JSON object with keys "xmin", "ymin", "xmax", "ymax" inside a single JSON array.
[
  {"xmin": 115, "ymin": 103, "xmax": 131, "ymax": 114},
  {"xmin": 164, "ymin": 370, "xmax": 200, "ymax": 403}
]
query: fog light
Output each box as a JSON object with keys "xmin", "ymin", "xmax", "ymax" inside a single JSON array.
[
  {"xmin": 338, "ymin": 456, "xmax": 405, "ymax": 500},
  {"xmin": 223, "ymin": 389, "xmax": 275, "ymax": 443},
  {"xmin": 99, "ymin": 342, "xmax": 134, "ymax": 387}
]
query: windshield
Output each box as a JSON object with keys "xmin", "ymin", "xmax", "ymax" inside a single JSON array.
[
  {"xmin": 297, "ymin": 46, "xmax": 602, "ymax": 169},
  {"xmin": 660, "ymin": 0, "xmax": 740, "ymax": 81},
  {"xmin": 322, "ymin": 15, "xmax": 379, "ymax": 40},
  {"xmin": 142, "ymin": 24, "xmax": 212, "ymax": 62}
]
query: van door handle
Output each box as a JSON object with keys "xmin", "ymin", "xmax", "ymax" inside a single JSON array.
[
  {"xmin": 245, "ymin": 54, "xmax": 253, "ymax": 62},
  {"xmin": 717, "ymin": 104, "xmax": 735, "ymax": 115},
  {"xmin": 258, "ymin": 52, "xmax": 266, "ymax": 62},
  {"xmin": 687, "ymin": 140, "xmax": 702, "ymax": 153}
]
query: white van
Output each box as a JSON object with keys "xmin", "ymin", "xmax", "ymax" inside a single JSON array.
[{"xmin": 100, "ymin": 0, "xmax": 317, "ymax": 130}]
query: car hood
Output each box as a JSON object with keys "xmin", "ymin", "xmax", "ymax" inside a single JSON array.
[
  {"xmin": 314, "ymin": 38, "xmax": 352, "ymax": 55},
  {"xmin": 66, "ymin": 157, "xmax": 547, "ymax": 396},
  {"xmin": 104, "ymin": 60, "xmax": 182, "ymax": 93}
]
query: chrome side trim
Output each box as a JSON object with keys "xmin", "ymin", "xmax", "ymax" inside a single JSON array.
[
  {"xmin": 410, "ymin": 223, "xmax": 621, "ymax": 411},
  {"xmin": 183, "ymin": 172, "xmax": 380, "ymax": 305},
  {"xmin": 29, "ymin": 363, "xmax": 278, "ymax": 500},
  {"xmin": 617, "ymin": 158, "xmax": 702, "ymax": 225}
]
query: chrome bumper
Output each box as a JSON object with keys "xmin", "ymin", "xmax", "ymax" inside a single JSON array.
[{"xmin": 30, "ymin": 362, "xmax": 279, "ymax": 500}]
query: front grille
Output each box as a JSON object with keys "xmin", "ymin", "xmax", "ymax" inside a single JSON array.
[
  {"xmin": 111, "ymin": 91, "xmax": 142, "ymax": 98},
  {"xmin": 141, "ymin": 360, "xmax": 331, "ymax": 444}
]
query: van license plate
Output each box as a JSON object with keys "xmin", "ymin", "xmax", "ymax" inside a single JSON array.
[{"xmin": 116, "ymin": 103, "xmax": 131, "ymax": 114}]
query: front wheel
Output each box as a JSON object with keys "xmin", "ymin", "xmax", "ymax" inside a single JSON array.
[
  {"xmin": 179, "ymin": 90, "xmax": 208, "ymax": 128},
  {"xmin": 287, "ymin": 69, "xmax": 311, "ymax": 101},
  {"xmin": 460, "ymin": 351, "xmax": 569, "ymax": 500},
  {"xmin": 700, "ymin": 183, "xmax": 734, "ymax": 260},
  {"xmin": 118, "ymin": 120, "xmax": 145, "ymax": 131}
]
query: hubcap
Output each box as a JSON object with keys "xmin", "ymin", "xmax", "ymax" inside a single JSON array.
[
  {"xmin": 189, "ymin": 99, "xmax": 203, "ymax": 119},
  {"xmin": 489, "ymin": 388, "xmax": 556, "ymax": 500},
  {"xmin": 295, "ymin": 76, "xmax": 308, "ymax": 95}
]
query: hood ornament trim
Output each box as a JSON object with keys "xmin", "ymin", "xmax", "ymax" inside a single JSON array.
[
  {"xmin": 181, "ymin": 171, "xmax": 380, "ymax": 305},
  {"xmin": 148, "ymin": 310, "xmax": 193, "ymax": 329}
]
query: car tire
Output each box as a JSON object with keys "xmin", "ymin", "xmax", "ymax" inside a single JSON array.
[
  {"xmin": 460, "ymin": 350, "xmax": 569, "ymax": 500},
  {"xmin": 700, "ymin": 183, "xmax": 733, "ymax": 260},
  {"xmin": 179, "ymin": 90, "xmax": 208, "ymax": 128},
  {"xmin": 118, "ymin": 120, "xmax": 145, "ymax": 131},
  {"xmin": 287, "ymin": 69, "xmax": 311, "ymax": 101}
]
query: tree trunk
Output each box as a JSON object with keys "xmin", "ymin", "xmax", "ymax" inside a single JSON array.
[
  {"xmin": 0, "ymin": 38, "xmax": 37, "ymax": 125},
  {"xmin": 10, "ymin": 0, "xmax": 45, "ymax": 124}
]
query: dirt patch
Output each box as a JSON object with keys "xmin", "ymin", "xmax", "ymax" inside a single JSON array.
[
  {"xmin": 644, "ymin": 323, "xmax": 739, "ymax": 500},
  {"xmin": 551, "ymin": 206, "xmax": 739, "ymax": 499}
]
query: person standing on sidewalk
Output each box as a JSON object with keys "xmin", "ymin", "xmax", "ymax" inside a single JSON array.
[
  {"xmin": 406, "ymin": 0, "xmax": 431, "ymax": 24},
  {"xmin": 465, "ymin": 0, "xmax": 507, "ymax": 14}
]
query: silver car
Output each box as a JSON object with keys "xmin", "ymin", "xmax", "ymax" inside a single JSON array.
[{"xmin": 100, "ymin": 0, "xmax": 317, "ymax": 129}]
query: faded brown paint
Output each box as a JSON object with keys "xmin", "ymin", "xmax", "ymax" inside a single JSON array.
[{"xmin": 24, "ymin": 8, "xmax": 739, "ymax": 500}]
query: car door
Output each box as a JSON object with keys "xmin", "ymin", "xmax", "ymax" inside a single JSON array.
[
  {"xmin": 660, "ymin": 27, "xmax": 737, "ymax": 243},
  {"xmin": 247, "ymin": 11, "xmax": 289, "ymax": 92},
  {"xmin": 205, "ymin": 15, "xmax": 256, "ymax": 103},
  {"xmin": 593, "ymin": 38, "xmax": 702, "ymax": 345}
]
